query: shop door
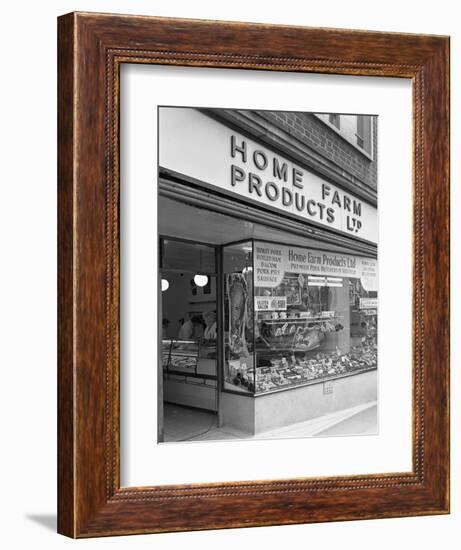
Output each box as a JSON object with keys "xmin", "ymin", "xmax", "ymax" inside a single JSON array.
[{"xmin": 159, "ymin": 239, "xmax": 219, "ymax": 415}]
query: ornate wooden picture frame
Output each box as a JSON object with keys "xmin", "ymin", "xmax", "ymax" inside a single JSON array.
[{"xmin": 57, "ymin": 12, "xmax": 450, "ymax": 538}]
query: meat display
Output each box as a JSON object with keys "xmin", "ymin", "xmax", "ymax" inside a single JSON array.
[
  {"xmin": 227, "ymin": 273, "xmax": 250, "ymax": 357},
  {"xmin": 224, "ymin": 257, "xmax": 378, "ymax": 395},
  {"xmin": 255, "ymin": 344, "xmax": 377, "ymax": 393},
  {"xmin": 258, "ymin": 313, "xmax": 344, "ymax": 352}
]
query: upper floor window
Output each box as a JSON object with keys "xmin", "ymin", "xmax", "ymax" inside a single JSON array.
[
  {"xmin": 356, "ymin": 115, "xmax": 372, "ymax": 155},
  {"xmin": 329, "ymin": 113, "xmax": 341, "ymax": 129},
  {"xmin": 316, "ymin": 113, "xmax": 374, "ymax": 159}
]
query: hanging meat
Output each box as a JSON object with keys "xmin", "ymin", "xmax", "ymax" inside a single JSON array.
[
  {"xmin": 243, "ymin": 266, "xmax": 254, "ymax": 332},
  {"xmin": 227, "ymin": 274, "xmax": 249, "ymax": 357}
]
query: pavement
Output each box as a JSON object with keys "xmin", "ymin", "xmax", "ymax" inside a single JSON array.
[{"xmin": 163, "ymin": 402, "xmax": 378, "ymax": 443}]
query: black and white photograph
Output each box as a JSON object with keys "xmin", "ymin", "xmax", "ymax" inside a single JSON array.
[
  {"xmin": 0, "ymin": 0, "xmax": 454, "ymax": 543},
  {"xmin": 158, "ymin": 106, "xmax": 378, "ymax": 443},
  {"xmin": 1, "ymin": 0, "xmax": 453, "ymax": 545}
]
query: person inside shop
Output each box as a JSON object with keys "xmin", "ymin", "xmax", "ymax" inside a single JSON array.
[
  {"xmin": 178, "ymin": 315, "xmax": 204, "ymax": 340},
  {"xmin": 203, "ymin": 311, "xmax": 217, "ymax": 341},
  {"xmin": 162, "ymin": 318, "xmax": 170, "ymax": 338},
  {"xmin": 178, "ymin": 315, "xmax": 193, "ymax": 340},
  {"xmin": 192, "ymin": 316, "xmax": 204, "ymax": 339}
]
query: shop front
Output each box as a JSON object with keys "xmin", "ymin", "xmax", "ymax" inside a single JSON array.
[{"xmin": 158, "ymin": 107, "xmax": 378, "ymax": 440}]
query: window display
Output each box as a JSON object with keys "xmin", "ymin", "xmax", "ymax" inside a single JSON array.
[
  {"xmin": 223, "ymin": 240, "xmax": 378, "ymax": 395},
  {"xmin": 223, "ymin": 241, "xmax": 255, "ymax": 393},
  {"xmin": 254, "ymin": 277, "xmax": 377, "ymax": 393}
]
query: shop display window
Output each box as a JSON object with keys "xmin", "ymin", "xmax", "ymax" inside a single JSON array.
[
  {"xmin": 254, "ymin": 276, "xmax": 377, "ymax": 393},
  {"xmin": 223, "ymin": 240, "xmax": 378, "ymax": 395},
  {"xmin": 223, "ymin": 241, "xmax": 255, "ymax": 394}
]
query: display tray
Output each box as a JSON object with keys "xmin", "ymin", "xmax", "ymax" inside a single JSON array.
[
  {"xmin": 253, "ymin": 365, "xmax": 377, "ymax": 396},
  {"xmin": 254, "ymin": 345, "xmax": 377, "ymax": 393},
  {"xmin": 163, "ymin": 338, "xmax": 202, "ymax": 372},
  {"xmin": 167, "ymin": 357, "xmax": 198, "ymax": 372}
]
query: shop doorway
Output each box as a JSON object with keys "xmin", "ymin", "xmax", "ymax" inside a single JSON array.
[{"xmin": 160, "ymin": 239, "xmax": 220, "ymax": 441}]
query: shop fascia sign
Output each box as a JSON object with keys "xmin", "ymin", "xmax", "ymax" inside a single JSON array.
[
  {"xmin": 159, "ymin": 109, "xmax": 378, "ymax": 243},
  {"xmin": 229, "ymin": 135, "xmax": 366, "ymax": 237},
  {"xmin": 253, "ymin": 241, "xmax": 378, "ymax": 292}
]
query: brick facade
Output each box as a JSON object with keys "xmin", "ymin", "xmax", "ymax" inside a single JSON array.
[{"xmin": 256, "ymin": 110, "xmax": 378, "ymax": 193}]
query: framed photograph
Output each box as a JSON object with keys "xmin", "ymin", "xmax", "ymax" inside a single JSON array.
[{"xmin": 57, "ymin": 12, "xmax": 450, "ymax": 537}]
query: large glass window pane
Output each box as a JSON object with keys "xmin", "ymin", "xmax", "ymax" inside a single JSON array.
[
  {"xmin": 253, "ymin": 242, "xmax": 378, "ymax": 394},
  {"xmin": 348, "ymin": 277, "xmax": 378, "ymax": 366},
  {"xmin": 223, "ymin": 241, "xmax": 255, "ymax": 394}
]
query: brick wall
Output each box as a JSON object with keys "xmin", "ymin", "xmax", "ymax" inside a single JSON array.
[{"xmin": 256, "ymin": 110, "xmax": 378, "ymax": 192}]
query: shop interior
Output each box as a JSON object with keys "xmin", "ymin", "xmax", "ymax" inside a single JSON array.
[{"xmin": 159, "ymin": 196, "xmax": 378, "ymax": 442}]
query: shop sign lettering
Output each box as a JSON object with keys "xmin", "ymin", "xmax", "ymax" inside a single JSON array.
[
  {"xmin": 255, "ymin": 296, "xmax": 287, "ymax": 312},
  {"xmin": 254, "ymin": 242, "xmax": 377, "ymax": 291},
  {"xmin": 230, "ymin": 135, "xmax": 366, "ymax": 238},
  {"xmin": 359, "ymin": 297, "xmax": 378, "ymax": 309}
]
